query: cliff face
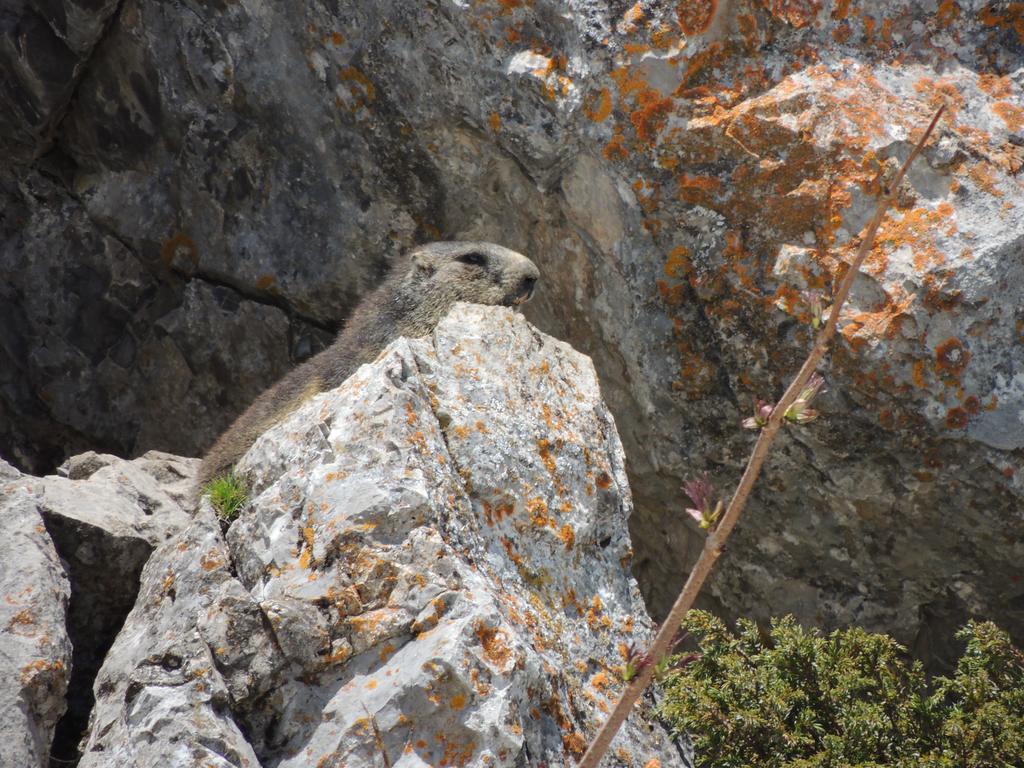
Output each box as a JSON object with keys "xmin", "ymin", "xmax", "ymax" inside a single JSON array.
[{"xmin": 2, "ymin": 0, "xmax": 1023, "ymax": 669}]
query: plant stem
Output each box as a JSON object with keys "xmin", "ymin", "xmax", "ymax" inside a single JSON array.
[{"xmin": 575, "ymin": 105, "xmax": 945, "ymax": 768}]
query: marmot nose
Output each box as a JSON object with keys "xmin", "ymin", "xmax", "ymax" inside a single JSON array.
[{"xmin": 517, "ymin": 275, "xmax": 537, "ymax": 301}]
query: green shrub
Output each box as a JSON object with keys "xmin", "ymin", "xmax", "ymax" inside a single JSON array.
[
  {"xmin": 659, "ymin": 611, "xmax": 1024, "ymax": 768},
  {"xmin": 205, "ymin": 472, "xmax": 248, "ymax": 522}
]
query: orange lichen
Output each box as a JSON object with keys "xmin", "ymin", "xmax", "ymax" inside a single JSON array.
[
  {"xmin": 993, "ymin": 101, "xmax": 1024, "ymax": 132},
  {"xmin": 20, "ymin": 659, "xmax": 63, "ymax": 685},
  {"xmin": 584, "ymin": 87, "xmax": 613, "ymax": 122},
  {"xmin": 474, "ymin": 621, "xmax": 512, "ymax": 668},
  {"xmin": 595, "ymin": 471, "xmax": 612, "ymax": 489},
  {"xmin": 537, "ymin": 439, "xmax": 558, "ymax": 476},
  {"xmin": 935, "ymin": 338, "xmax": 971, "ymax": 375},
  {"xmin": 297, "ymin": 525, "xmax": 316, "ymax": 569},
  {"xmin": 873, "ymin": 204, "xmax": 953, "ymax": 272},
  {"xmin": 945, "ymin": 407, "xmax": 969, "ymax": 429},
  {"xmin": 436, "ymin": 732, "xmax": 476, "ymax": 767},
  {"xmin": 339, "ymin": 66, "xmax": 376, "ymax": 105},
  {"xmin": 7, "ymin": 608, "xmax": 34, "ymax": 629},
  {"xmin": 563, "ymin": 732, "xmax": 588, "ymax": 756},
  {"xmin": 160, "ymin": 232, "xmax": 198, "ymax": 270},
  {"xmin": 678, "ymin": 173, "xmax": 721, "ymax": 204},
  {"xmin": 978, "ymin": 74, "xmax": 1013, "ymax": 98},
  {"xmin": 677, "ymin": 40, "xmax": 724, "ymax": 88},
  {"xmin": 603, "ymin": 130, "xmax": 630, "ymax": 161},
  {"xmin": 623, "ymin": 2, "xmax": 645, "ymax": 28},
  {"xmin": 409, "ymin": 429, "xmax": 428, "ymax": 452},
  {"xmin": 979, "ymin": 3, "xmax": 1024, "ymax": 44},
  {"xmin": 676, "ymin": 0, "xmax": 717, "ymax": 36},
  {"xmin": 629, "ymin": 92, "xmax": 674, "ymax": 145},
  {"xmin": 967, "ymin": 162, "xmax": 1004, "ymax": 197},
  {"xmin": 610, "ymin": 63, "xmax": 649, "ymax": 98},
  {"xmin": 199, "ymin": 549, "xmax": 225, "ymax": 571},
  {"xmin": 450, "ymin": 694, "xmax": 467, "ymax": 709},
  {"xmin": 488, "ymin": 111, "xmax": 501, "ymax": 132},
  {"xmin": 762, "ymin": 0, "xmax": 821, "ymax": 29},
  {"xmin": 832, "ymin": 23, "xmax": 852, "ymax": 43},
  {"xmin": 663, "ymin": 245, "xmax": 692, "ymax": 279},
  {"xmin": 651, "ymin": 23, "xmax": 679, "ymax": 49},
  {"xmin": 405, "ymin": 401, "xmax": 418, "ymax": 426},
  {"xmin": 936, "ymin": 0, "xmax": 959, "ymax": 26},
  {"xmin": 558, "ymin": 524, "xmax": 575, "ymax": 550},
  {"xmin": 526, "ymin": 497, "xmax": 552, "ymax": 527},
  {"xmin": 845, "ymin": 289, "xmax": 916, "ymax": 341},
  {"xmin": 586, "ymin": 595, "xmax": 612, "ymax": 630}
]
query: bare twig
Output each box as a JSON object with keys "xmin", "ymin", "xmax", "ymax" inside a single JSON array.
[{"xmin": 576, "ymin": 105, "xmax": 945, "ymax": 768}]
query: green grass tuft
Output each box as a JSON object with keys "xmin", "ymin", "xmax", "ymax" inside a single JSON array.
[{"xmin": 205, "ymin": 472, "xmax": 248, "ymax": 523}]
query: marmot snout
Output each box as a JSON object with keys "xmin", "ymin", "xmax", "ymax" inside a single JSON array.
[
  {"xmin": 409, "ymin": 241, "xmax": 540, "ymax": 308},
  {"xmin": 197, "ymin": 241, "xmax": 540, "ymax": 491}
]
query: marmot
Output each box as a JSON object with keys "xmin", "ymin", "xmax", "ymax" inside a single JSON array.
[{"xmin": 197, "ymin": 241, "xmax": 539, "ymax": 489}]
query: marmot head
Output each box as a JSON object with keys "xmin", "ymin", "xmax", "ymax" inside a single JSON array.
[{"xmin": 408, "ymin": 241, "xmax": 539, "ymax": 307}]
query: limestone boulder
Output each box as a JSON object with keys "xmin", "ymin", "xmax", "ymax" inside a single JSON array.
[
  {"xmin": 81, "ymin": 305, "xmax": 691, "ymax": 768},
  {"xmin": 0, "ymin": 462, "xmax": 72, "ymax": 768},
  {"xmin": 0, "ymin": 451, "xmax": 199, "ymax": 764}
]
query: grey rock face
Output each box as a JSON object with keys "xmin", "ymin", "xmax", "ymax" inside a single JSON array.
[
  {"xmin": 0, "ymin": 167, "xmax": 327, "ymax": 474},
  {"xmin": 0, "ymin": 451, "xmax": 198, "ymax": 765},
  {"xmin": 0, "ymin": 0, "xmax": 120, "ymax": 161},
  {"xmin": 0, "ymin": 469, "xmax": 72, "ymax": 768},
  {"xmin": 36, "ymin": 451, "xmax": 198, "ymax": 762},
  {"xmin": 81, "ymin": 306, "xmax": 690, "ymax": 768},
  {"xmin": 2, "ymin": 0, "xmax": 1023, "ymax": 673},
  {"xmin": 78, "ymin": 502, "xmax": 266, "ymax": 768}
]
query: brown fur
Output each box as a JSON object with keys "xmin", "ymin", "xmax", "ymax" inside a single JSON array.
[{"xmin": 197, "ymin": 241, "xmax": 539, "ymax": 490}]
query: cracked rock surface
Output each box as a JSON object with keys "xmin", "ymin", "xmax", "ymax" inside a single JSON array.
[
  {"xmin": 80, "ymin": 305, "xmax": 690, "ymax": 768},
  {"xmin": 0, "ymin": 459, "xmax": 73, "ymax": 768},
  {"xmin": 3, "ymin": 0, "xmax": 1023, "ymax": 675},
  {"xmin": 0, "ymin": 451, "xmax": 197, "ymax": 766}
]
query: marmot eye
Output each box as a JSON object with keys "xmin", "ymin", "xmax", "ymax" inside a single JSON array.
[{"xmin": 457, "ymin": 252, "xmax": 486, "ymax": 267}]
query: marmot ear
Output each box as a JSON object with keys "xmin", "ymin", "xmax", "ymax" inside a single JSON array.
[{"xmin": 410, "ymin": 250, "xmax": 436, "ymax": 278}]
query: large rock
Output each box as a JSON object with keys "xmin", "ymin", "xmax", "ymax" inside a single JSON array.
[
  {"xmin": 0, "ymin": 451, "xmax": 199, "ymax": 765},
  {"xmin": 0, "ymin": 461, "xmax": 73, "ymax": 768},
  {"xmin": 80, "ymin": 305, "xmax": 691, "ymax": 768},
  {"xmin": 2, "ymin": 0, "xmax": 1023, "ymax": 669}
]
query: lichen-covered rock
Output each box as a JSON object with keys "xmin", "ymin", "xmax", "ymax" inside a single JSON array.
[
  {"xmin": 0, "ymin": 450, "xmax": 199, "ymax": 764},
  {"xmin": 81, "ymin": 305, "xmax": 691, "ymax": 768},
  {"xmin": 3, "ymin": 0, "xmax": 1023, "ymax": 670},
  {"xmin": 78, "ymin": 502, "xmax": 267, "ymax": 768},
  {"xmin": 36, "ymin": 451, "xmax": 199, "ymax": 760},
  {"xmin": 0, "ymin": 464, "xmax": 73, "ymax": 768}
]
